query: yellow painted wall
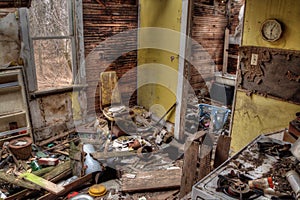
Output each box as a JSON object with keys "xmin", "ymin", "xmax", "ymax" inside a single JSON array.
[
  {"xmin": 231, "ymin": 0, "xmax": 300, "ymax": 152},
  {"xmin": 243, "ymin": 0, "xmax": 300, "ymax": 50},
  {"xmin": 138, "ymin": 0, "xmax": 182, "ymax": 122},
  {"xmin": 231, "ymin": 91, "xmax": 300, "ymax": 152}
]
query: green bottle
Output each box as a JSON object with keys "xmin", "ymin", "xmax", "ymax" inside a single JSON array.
[{"xmin": 30, "ymin": 160, "xmax": 42, "ymax": 171}]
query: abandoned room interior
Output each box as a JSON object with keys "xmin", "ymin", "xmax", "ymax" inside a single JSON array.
[{"xmin": 0, "ymin": 0, "xmax": 299, "ymax": 199}]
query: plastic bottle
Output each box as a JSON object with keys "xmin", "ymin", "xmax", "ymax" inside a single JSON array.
[{"xmin": 248, "ymin": 177, "xmax": 274, "ymax": 189}]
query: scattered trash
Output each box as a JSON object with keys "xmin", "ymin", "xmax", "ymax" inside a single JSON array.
[
  {"xmin": 30, "ymin": 160, "xmax": 42, "ymax": 171},
  {"xmin": 38, "ymin": 157, "xmax": 59, "ymax": 166},
  {"xmin": 88, "ymin": 184, "xmax": 107, "ymax": 197},
  {"xmin": 69, "ymin": 194, "xmax": 94, "ymax": 200},
  {"xmin": 83, "ymin": 144, "xmax": 102, "ymax": 174},
  {"xmin": 248, "ymin": 177, "xmax": 274, "ymax": 189},
  {"xmin": 286, "ymin": 170, "xmax": 300, "ymax": 199}
]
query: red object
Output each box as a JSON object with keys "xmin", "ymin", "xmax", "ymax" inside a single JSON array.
[
  {"xmin": 19, "ymin": 130, "xmax": 27, "ymax": 134},
  {"xmin": 67, "ymin": 191, "xmax": 79, "ymax": 199},
  {"xmin": 38, "ymin": 158, "xmax": 59, "ymax": 166},
  {"xmin": 267, "ymin": 177, "xmax": 274, "ymax": 188}
]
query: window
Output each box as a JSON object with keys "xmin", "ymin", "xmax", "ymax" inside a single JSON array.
[{"xmin": 26, "ymin": 0, "xmax": 82, "ymax": 91}]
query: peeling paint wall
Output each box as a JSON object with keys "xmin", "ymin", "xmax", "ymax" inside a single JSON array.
[
  {"xmin": 231, "ymin": 0, "xmax": 300, "ymax": 152},
  {"xmin": 83, "ymin": 0, "xmax": 138, "ymax": 116},
  {"xmin": 30, "ymin": 91, "xmax": 87, "ymax": 142},
  {"xmin": 0, "ymin": 12, "xmax": 20, "ymax": 66},
  {"xmin": 0, "ymin": 10, "xmax": 88, "ymax": 143},
  {"xmin": 138, "ymin": 0, "xmax": 182, "ymax": 123},
  {"xmin": 242, "ymin": 0, "xmax": 300, "ymax": 50}
]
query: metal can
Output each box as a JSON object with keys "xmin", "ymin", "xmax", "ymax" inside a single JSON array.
[{"xmin": 286, "ymin": 170, "xmax": 300, "ymax": 199}]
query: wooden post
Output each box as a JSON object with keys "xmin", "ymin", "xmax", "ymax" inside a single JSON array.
[
  {"xmin": 214, "ymin": 134, "xmax": 231, "ymax": 168},
  {"xmin": 180, "ymin": 131, "xmax": 212, "ymax": 198},
  {"xmin": 198, "ymin": 133, "xmax": 214, "ymax": 180},
  {"xmin": 222, "ymin": 27, "xmax": 229, "ymax": 75},
  {"xmin": 179, "ymin": 140, "xmax": 200, "ymax": 199}
]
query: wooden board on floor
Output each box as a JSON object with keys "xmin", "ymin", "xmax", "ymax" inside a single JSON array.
[
  {"xmin": 38, "ymin": 173, "xmax": 93, "ymax": 200},
  {"xmin": 121, "ymin": 168, "xmax": 182, "ymax": 192},
  {"xmin": 19, "ymin": 173, "xmax": 65, "ymax": 195}
]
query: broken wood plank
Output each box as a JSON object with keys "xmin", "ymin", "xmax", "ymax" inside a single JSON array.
[
  {"xmin": 38, "ymin": 173, "xmax": 93, "ymax": 200},
  {"xmin": 53, "ymin": 150, "xmax": 69, "ymax": 156},
  {"xmin": 45, "ymin": 137, "xmax": 78, "ymax": 151},
  {"xmin": 42, "ymin": 160, "xmax": 71, "ymax": 181},
  {"xmin": 214, "ymin": 134, "xmax": 231, "ymax": 168},
  {"xmin": 91, "ymin": 150, "xmax": 138, "ymax": 160},
  {"xmin": 179, "ymin": 141, "xmax": 200, "ymax": 199},
  {"xmin": 19, "ymin": 172, "xmax": 65, "ymax": 194},
  {"xmin": 37, "ymin": 129, "xmax": 74, "ymax": 147},
  {"xmin": 32, "ymin": 166, "xmax": 55, "ymax": 177},
  {"xmin": 6, "ymin": 164, "xmax": 71, "ymax": 200},
  {"xmin": 121, "ymin": 168, "xmax": 182, "ymax": 192},
  {"xmin": 0, "ymin": 171, "xmax": 40, "ymax": 191},
  {"xmin": 149, "ymin": 190, "xmax": 179, "ymax": 200},
  {"xmin": 198, "ymin": 143, "xmax": 212, "ymax": 180}
]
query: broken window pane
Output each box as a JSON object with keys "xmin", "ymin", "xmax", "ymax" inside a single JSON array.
[
  {"xmin": 28, "ymin": 0, "xmax": 75, "ymax": 90},
  {"xmin": 28, "ymin": 0, "xmax": 71, "ymax": 37},
  {"xmin": 33, "ymin": 39, "xmax": 73, "ymax": 90}
]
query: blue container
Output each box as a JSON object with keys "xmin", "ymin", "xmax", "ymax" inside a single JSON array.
[{"xmin": 198, "ymin": 103, "xmax": 231, "ymax": 131}]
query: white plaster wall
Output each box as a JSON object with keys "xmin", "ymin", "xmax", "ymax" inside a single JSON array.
[{"xmin": 0, "ymin": 13, "xmax": 20, "ymax": 66}]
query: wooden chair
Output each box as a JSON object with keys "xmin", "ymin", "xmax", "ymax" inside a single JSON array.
[{"xmin": 99, "ymin": 71, "xmax": 135, "ymax": 133}]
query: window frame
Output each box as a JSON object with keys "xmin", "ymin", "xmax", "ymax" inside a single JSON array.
[{"xmin": 19, "ymin": 0, "xmax": 85, "ymax": 95}]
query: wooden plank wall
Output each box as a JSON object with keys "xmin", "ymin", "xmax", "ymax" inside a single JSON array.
[
  {"xmin": 82, "ymin": 0, "xmax": 138, "ymax": 115},
  {"xmin": 190, "ymin": 0, "xmax": 243, "ymax": 94},
  {"xmin": 0, "ymin": 0, "xmax": 31, "ymax": 8}
]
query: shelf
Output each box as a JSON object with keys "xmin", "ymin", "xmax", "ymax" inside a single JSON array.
[
  {"xmin": 0, "ymin": 110, "xmax": 26, "ymax": 119},
  {"xmin": 0, "ymin": 127, "xmax": 28, "ymax": 137},
  {"xmin": 0, "ymin": 81, "xmax": 19, "ymax": 88},
  {"xmin": 0, "ymin": 85, "xmax": 21, "ymax": 94},
  {"xmin": 0, "ymin": 68, "xmax": 32, "ymax": 143}
]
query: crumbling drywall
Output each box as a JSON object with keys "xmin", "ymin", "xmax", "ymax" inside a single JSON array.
[
  {"xmin": 30, "ymin": 92, "xmax": 87, "ymax": 142},
  {"xmin": 238, "ymin": 46, "xmax": 300, "ymax": 103},
  {"xmin": 0, "ymin": 12, "xmax": 20, "ymax": 66}
]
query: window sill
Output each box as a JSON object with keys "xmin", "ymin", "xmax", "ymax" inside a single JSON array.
[{"xmin": 29, "ymin": 84, "xmax": 88, "ymax": 99}]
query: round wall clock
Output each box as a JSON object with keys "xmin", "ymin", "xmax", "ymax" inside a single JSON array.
[{"xmin": 261, "ymin": 19, "xmax": 283, "ymax": 42}]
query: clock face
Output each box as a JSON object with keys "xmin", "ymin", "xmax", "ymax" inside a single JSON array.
[{"xmin": 261, "ymin": 19, "xmax": 282, "ymax": 42}]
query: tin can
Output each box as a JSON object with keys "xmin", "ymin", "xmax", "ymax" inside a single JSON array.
[{"xmin": 286, "ymin": 170, "xmax": 300, "ymax": 199}]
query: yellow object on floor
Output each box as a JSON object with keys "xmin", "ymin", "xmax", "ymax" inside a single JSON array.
[{"xmin": 88, "ymin": 184, "xmax": 107, "ymax": 197}]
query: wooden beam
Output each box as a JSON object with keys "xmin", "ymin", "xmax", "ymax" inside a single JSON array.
[
  {"xmin": 174, "ymin": 0, "xmax": 192, "ymax": 141},
  {"xmin": 91, "ymin": 150, "xmax": 137, "ymax": 160},
  {"xmin": 222, "ymin": 28, "xmax": 229, "ymax": 75},
  {"xmin": 214, "ymin": 134, "xmax": 231, "ymax": 168},
  {"xmin": 19, "ymin": 8, "xmax": 37, "ymax": 92},
  {"xmin": 19, "ymin": 173, "xmax": 65, "ymax": 194},
  {"xmin": 197, "ymin": 133, "xmax": 214, "ymax": 180},
  {"xmin": 0, "ymin": 172, "xmax": 40, "ymax": 191},
  {"xmin": 37, "ymin": 130, "xmax": 74, "ymax": 147},
  {"xmin": 179, "ymin": 140, "xmax": 200, "ymax": 198},
  {"xmin": 121, "ymin": 168, "xmax": 182, "ymax": 192},
  {"xmin": 6, "ymin": 162, "xmax": 71, "ymax": 200},
  {"xmin": 38, "ymin": 173, "xmax": 93, "ymax": 200}
]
